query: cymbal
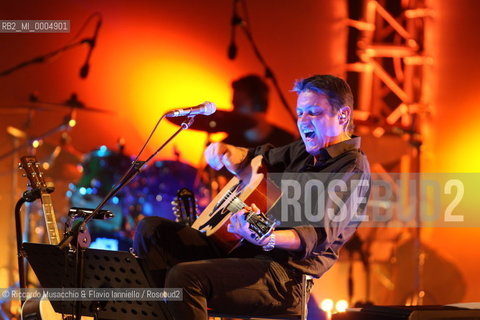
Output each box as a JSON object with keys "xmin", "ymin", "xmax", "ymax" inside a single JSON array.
[
  {"xmin": 167, "ymin": 110, "xmax": 257, "ymax": 133},
  {"xmin": 33, "ymin": 93, "xmax": 113, "ymax": 114},
  {"xmin": 0, "ymin": 104, "xmax": 54, "ymax": 114}
]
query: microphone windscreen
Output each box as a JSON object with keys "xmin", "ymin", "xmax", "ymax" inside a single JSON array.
[{"xmin": 203, "ymin": 102, "xmax": 217, "ymax": 115}]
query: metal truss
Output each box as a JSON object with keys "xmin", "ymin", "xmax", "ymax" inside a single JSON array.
[
  {"xmin": 345, "ymin": 0, "xmax": 434, "ymax": 306},
  {"xmin": 346, "ymin": 0, "xmax": 433, "ymax": 139}
]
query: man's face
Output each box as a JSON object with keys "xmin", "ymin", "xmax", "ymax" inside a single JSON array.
[
  {"xmin": 232, "ymin": 90, "xmax": 254, "ymax": 114},
  {"xmin": 296, "ymin": 90, "xmax": 345, "ymax": 156}
]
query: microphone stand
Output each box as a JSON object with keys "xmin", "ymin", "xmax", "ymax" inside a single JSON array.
[
  {"xmin": 234, "ymin": 11, "xmax": 297, "ymax": 124},
  {"xmin": 57, "ymin": 115, "xmax": 195, "ymax": 320},
  {"xmin": 0, "ymin": 38, "xmax": 93, "ymax": 77}
]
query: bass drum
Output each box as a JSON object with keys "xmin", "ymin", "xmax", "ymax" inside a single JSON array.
[
  {"xmin": 124, "ymin": 160, "xmax": 206, "ymax": 223},
  {"xmin": 68, "ymin": 146, "xmax": 133, "ymax": 248},
  {"xmin": 74, "ymin": 145, "xmax": 132, "ymax": 197}
]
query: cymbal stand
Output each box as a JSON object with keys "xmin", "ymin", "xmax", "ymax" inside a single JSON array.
[
  {"xmin": 47, "ymin": 109, "xmax": 78, "ymax": 169},
  {"xmin": 0, "ymin": 111, "xmax": 77, "ymax": 162}
]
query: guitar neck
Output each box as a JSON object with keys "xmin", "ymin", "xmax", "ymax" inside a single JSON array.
[{"xmin": 40, "ymin": 193, "xmax": 60, "ymax": 246}]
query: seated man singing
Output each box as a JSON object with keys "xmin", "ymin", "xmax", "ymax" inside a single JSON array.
[{"xmin": 133, "ymin": 75, "xmax": 371, "ymax": 319}]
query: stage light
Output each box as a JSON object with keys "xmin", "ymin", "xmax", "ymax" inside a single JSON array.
[
  {"xmin": 320, "ymin": 298, "xmax": 334, "ymax": 312},
  {"xmin": 335, "ymin": 299, "xmax": 349, "ymax": 312}
]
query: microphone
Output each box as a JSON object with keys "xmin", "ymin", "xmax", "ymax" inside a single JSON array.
[
  {"xmin": 68, "ymin": 207, "xmax": 114, "ymax": 220},
  {"xmin": 79, "ymin": 18, "xmax": 102, "ymax": 79},
  {"xmin": 165, "ymin": 101, "xmax": 216, "ymax": 117}
]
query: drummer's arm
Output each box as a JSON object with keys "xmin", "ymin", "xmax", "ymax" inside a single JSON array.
[{"xmin": 204, "ymin": 142, "xmax": 250, "ymax": 175}]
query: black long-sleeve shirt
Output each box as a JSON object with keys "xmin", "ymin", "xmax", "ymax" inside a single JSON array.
[{"xmin": 245, "ymin": 137, "xmax": 371, "ymax": 277}]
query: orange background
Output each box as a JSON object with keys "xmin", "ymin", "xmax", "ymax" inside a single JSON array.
[{"xmin": 0, "ymin": 0, "xmax": 479, "ymax": 309}]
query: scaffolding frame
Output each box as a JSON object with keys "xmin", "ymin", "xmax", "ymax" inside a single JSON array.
[
  {"xmin": 347, "ymin": 0, "xmax": 432, "ymax": 139},
  {"xmin": 345, "ymin": 0, "xmax": 433, "ymax": 305}
]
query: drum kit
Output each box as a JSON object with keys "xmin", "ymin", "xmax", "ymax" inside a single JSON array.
[{"xmin": 1, "ymin": 95, "xmax": 261, "ymax": 251}]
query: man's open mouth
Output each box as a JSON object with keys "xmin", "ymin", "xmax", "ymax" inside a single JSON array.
[{"xmin": 303, "ymin": 129, "xmax": 315, "ymax": 140}]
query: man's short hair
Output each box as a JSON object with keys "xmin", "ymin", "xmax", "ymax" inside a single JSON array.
[
  {"xmin": 232, "ymin": 74, "xmax": 269, "ymax": 112},
  {"xmin": 293, "ymin": 75, "xmax": 354, "ymax": 135}
]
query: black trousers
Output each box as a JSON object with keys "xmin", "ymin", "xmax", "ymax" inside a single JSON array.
[{"xmin": 133, "ymin": 217, "xmax": 304, "ymax": 320}]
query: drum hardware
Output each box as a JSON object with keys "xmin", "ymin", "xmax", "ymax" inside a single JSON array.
[
  {"xmin": 0, "ymin": 104, "xmax": 54, "ymax": 115},
  {"xmin": 31, "ymin": 92, "xmax": 113, "ymax": 114},
  {"xmin": 0, "ymin": 107, "xmax": 77, "ymax": 162}
]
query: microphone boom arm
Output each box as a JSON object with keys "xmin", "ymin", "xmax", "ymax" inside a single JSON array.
[{"xmin": 234, "ymin": 10, "xmax": 297, "ymax": 125}]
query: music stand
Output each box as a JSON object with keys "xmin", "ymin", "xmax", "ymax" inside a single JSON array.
[{"xmin": 22, "ymin": 242, "xmax": 172, "ymax": 320}]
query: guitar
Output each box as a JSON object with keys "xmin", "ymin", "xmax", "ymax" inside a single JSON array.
[
  {"xmin": 19, "ymin": 156, "xmax": 61, "ymax": 246},
  {"xmin": 19, "ymin": 156, "xmax": 92, "ymax": 320},
  {"xmin": 192, "ymin": 155, "xmax": 281, "ymax": 253}
]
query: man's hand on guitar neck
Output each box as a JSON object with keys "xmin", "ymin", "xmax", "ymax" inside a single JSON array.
[
  {"xmin": 227, "ymin": 204, "xmax": 303, "ymax": 252},
  {"xmin": 227, "ymin": 204, "xmax": 270, "ymax": 246},
  {"xmin": 204, "ymin": 142, "xmax": 249, "ymax": 175},
  {"xmin": 228, "ymin": 204, "xmax": 304, "ymax": 251}
]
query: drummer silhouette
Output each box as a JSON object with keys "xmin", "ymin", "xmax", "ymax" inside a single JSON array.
[
  {"xmin": 222, "ymin": 74, "xmax": 295, "ymax": 148},
  {"xmin": 201, "ymin": 75, "xmax": 295, "ymax": 199}
]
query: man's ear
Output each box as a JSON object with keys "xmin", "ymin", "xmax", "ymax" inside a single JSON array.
[{"xmin": 338, "ymin": 106, "xmax": 351, "ymax": 125}]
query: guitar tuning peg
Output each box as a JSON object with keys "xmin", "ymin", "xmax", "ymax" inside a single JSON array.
[
  {"xmin": 22, "ymin": 173, "xmax": 26, "ymax": 177},
  {"xmin": 18, "ymin": 163, "xmax": 22, "ymax": 168}
]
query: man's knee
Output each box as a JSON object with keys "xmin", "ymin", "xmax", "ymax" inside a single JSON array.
[
  {"xmin": 135, "ymin": 217, "xmax": 164, "ymax": 238},
  {"xmin": 133, "ymin": 217, "xmax": 166, "ymax": 256},
  {"xmin": 165, "ymin": 262, "xmax": 202, "ymax": 290}
]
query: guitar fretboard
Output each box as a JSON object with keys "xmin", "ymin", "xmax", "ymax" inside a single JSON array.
[{"xmin": 41, "ymin": 193, "xmax": 60, "ymax": 245}]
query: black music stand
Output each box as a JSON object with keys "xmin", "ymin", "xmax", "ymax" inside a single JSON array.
[{"xmin": 22, "ymin": 242, "xmax": 172, "ymax": 320}]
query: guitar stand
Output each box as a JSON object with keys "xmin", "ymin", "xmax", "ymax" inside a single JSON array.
[
  {"xmin": 22, "ymin": 243, "xmax": 172, "ymax": 320},
  {"xmin": 14, "ymin": 190, "xmax": 42, "ymax": 305}
]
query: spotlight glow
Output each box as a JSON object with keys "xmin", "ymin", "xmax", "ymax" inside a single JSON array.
[
  {"xmin": 320, "ymin": 299, "xmax": 334, "ymax": 312},
  {"xmin": 335, "ymin": 299, "xmax": 349, "ymax": 312}
]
